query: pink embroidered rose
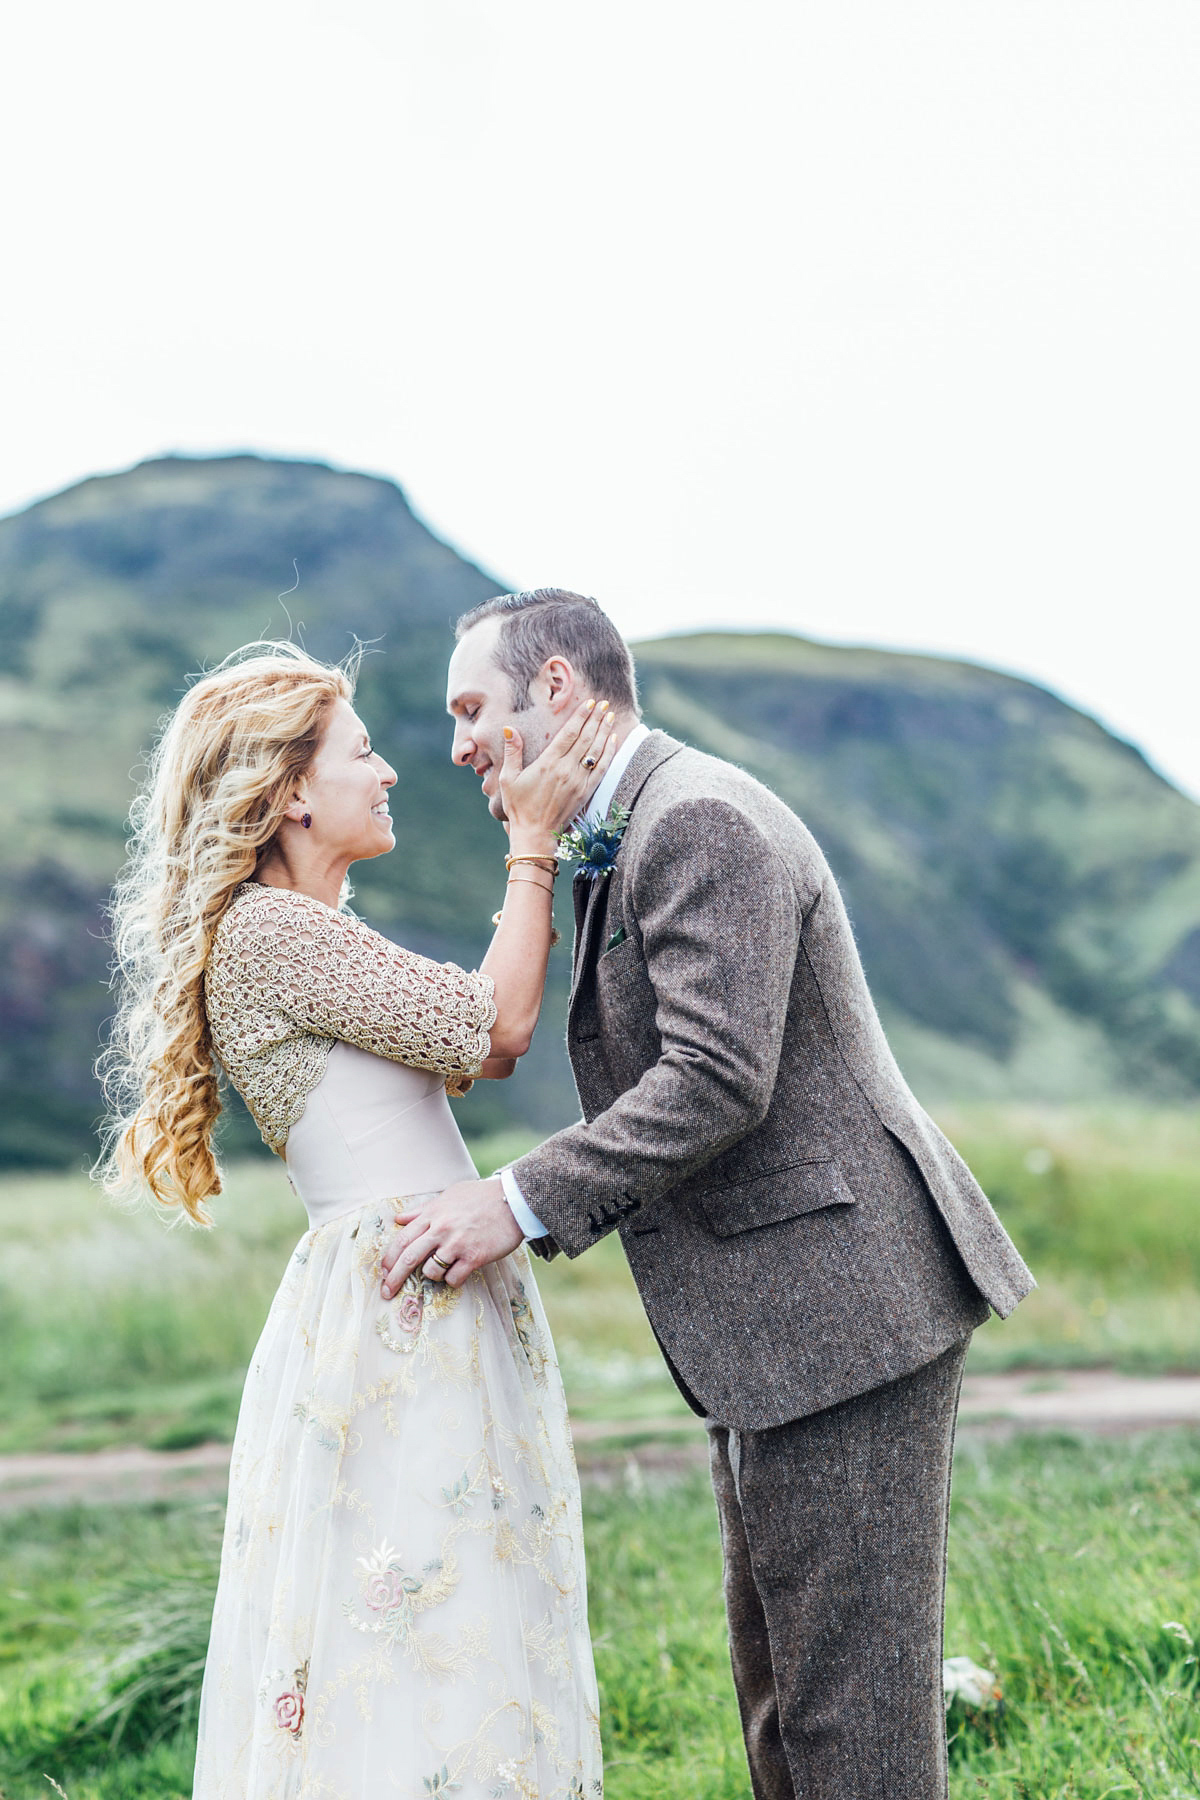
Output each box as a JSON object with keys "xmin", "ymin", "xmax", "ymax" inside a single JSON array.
[
  {"xmin": 274, "ymin": 1689, "xmax": 304, "ymax": 1734},
  {"xmin": 365, "ymin": 1571, "xmax": 395, "ymax": 1610},
  {"xmin": 397, "ymin": 1292, "xmax": 424, "ymax": 1334}
]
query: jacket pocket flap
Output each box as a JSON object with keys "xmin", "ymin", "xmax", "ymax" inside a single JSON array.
[
  {"xmin": 596, "ymin": 935, "xmax": 645, "ymax": 977},
  {"xmin": 696, "ymin": 1158, "xmax": 856, "ymax": 1238}
]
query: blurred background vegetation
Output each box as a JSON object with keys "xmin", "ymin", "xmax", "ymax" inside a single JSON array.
[{"xmin": 2, "ymin": 453, "xmax": 1198, "ymax": 1797}]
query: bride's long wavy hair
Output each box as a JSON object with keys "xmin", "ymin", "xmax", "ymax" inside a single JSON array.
[{"xmin": 95, "ymin": 641, "xmax": 359, "ymax": 1224}]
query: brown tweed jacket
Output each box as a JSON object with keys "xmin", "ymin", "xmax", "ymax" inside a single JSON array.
[{"xmin": 513, "ymin": 731, "xmax": 1034, "ymax": 1430}]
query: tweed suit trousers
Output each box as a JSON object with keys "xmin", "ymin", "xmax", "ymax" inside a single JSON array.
[{"xmin": 708, "ymin": 1339, "xmax": 969, "ymax": 1800}]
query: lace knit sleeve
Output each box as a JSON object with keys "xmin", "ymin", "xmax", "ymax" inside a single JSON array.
[{"xmin": 219, "ymin": 885, "xmax": 496, "ymax": 1078}]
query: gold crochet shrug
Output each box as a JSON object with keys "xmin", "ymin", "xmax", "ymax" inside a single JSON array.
[{"xmin": 204, "ymin": 882, "xmax": 497, "ymax": 1151}]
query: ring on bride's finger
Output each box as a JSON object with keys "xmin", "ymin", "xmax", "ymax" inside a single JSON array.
[
  {"xmin": 430, "ymin": 1252, "xmax": 452, "ymax": 1270},
  {"xmin": 582, "ymin": 755, "xmax": 597, "ymax": 770}
]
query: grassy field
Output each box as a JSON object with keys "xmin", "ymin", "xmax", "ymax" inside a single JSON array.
[
  {"xmin": 936, "ymin": 1105, "xmax": 1200, "ymax": 1375},
  {"xmin": 0, "ymin": 1104, "xmax": 1196, "ymax": 1796},
  {"xmin": 1, "ymin": 1431, "xmax": 1198, "ymax": 1798},
  {"xmin": 0, "ymin": 1105, "xmax": 1195, "ymax": 1459}
]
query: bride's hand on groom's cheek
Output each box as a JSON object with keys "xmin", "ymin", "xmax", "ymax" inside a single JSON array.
[
  {"xmin": 380, "ymin": 1178, "xmax": 523, "ymax": 1294},
  {"xmin": 499, "ymin": 696, "xmax": 618, "ymax": 832}
]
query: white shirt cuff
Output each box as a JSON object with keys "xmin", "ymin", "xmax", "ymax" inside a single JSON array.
[{"xmin": 498, "ymin": 1165, "xmax": 548, "ymax": 1241}]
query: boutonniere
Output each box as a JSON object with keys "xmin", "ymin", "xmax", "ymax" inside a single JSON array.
[{"xmin": 556, "ymin": 804, "xmax": 630, "ymax": 880}]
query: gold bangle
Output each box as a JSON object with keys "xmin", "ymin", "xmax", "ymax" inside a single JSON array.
[
  {"xmin": 507, "ymin": 869, "xmax": 555, "ymax": 893},
  {"xmin": 505, "ymin": 852, "xmax": 559, "ymax": 875}
]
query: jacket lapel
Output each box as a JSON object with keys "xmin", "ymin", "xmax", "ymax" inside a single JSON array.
[
  {"xmin": 572, "ymin": 867, "xmax": 591, "ymax": 940},
  {"xmin": 570, "ymin": 870, "xmax": 609, "ymax": 1002},
  {"xmin": 566, "ymin": 731, "xmax": 685, "ymax": 1021}
]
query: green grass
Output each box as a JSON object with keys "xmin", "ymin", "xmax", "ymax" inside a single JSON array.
[
  {"xmin": 942, "ymin": 1106, "xmax": 1200, "ymax": 1374},
  {"xmin": 1, "ymin": 1432, "xmax": 1198, "ymax": 1798},
  {"xmin": 0, "ymin": 1106, "xmax": 1195, "ymax": 1461},
  {"xmin": 0, "ymin": 1500, "xmax": 218, "ymax": 1800},
  {"xmin": 943, "ymin": 1431, "xmax": 1200, "ymax": 1797},
  {"xmin": 0, "ymin": 1165, "xmax": 301, "ymax": 1456},
  {"xmin": 0, "ymin": 1137, "xmax": 689, "ymax": 1460},
  {"xmin": 0, "ymin": 1106, "xmax": 1195, "ymax": 1795}
]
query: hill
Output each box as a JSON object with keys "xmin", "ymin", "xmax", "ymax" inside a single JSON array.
[
  {"xmin": 2, "ymin": 453, "xmax": 1199, "ymax": 1166},
  {"xmin": 635, "ymin": 634, "xmax": 1200, "ymax": 1102}
]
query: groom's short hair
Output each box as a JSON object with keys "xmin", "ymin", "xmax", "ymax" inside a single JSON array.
[{"xmin": 455, "ymin": 589, "xmax": 641, "ymax": 716}]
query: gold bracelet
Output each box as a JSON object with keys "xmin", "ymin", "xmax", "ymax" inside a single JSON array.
[
  {"xmin": 507, "ymin": 868, "xmax": 555, "ymax": 893},
  {"xmin": 505, "ymin": 852, "xmax": 559, "ymax": 875}
]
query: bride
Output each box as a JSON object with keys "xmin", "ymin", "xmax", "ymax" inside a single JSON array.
[{"xmin": 96, "ymin": 640, "xmax": 616, "ymax": 1800}]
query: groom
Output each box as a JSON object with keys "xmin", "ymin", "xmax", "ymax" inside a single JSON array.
[{"xmin": 384, "ymin": 588, "xmax": 1033, "ymax": 1799}]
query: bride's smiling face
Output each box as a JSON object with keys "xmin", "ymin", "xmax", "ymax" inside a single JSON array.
[{"xmin": 301, "ymin": 699, "xmax": 398, "ymax": 862}]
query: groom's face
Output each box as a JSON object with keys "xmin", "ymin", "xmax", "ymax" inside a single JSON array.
[{"xmin": 446, "ymin": 618, "xmax": 565, "ymax": 821}]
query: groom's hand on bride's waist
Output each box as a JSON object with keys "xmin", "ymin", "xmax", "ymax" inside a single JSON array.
[{"xmin": 380, "ymin": 1177, "xmax": 524, "ymax": 1294}]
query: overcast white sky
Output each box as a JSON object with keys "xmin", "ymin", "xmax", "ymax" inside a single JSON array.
[{"xmin": 2, "ymin": 1, "xmax": 1197, "ymax": 794}]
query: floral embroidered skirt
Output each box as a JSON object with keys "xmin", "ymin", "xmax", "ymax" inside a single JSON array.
[{"xmin": 192, "ymin": 1201, "xmax": 603, "ymax": 1800}]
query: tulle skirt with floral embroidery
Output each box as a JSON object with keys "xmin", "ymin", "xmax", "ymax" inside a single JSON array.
[{"xmin": 192, "ymin": 1200, "xmax": 603, "ymax": 1800}]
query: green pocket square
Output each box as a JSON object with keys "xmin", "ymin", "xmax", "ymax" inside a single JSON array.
[{"xmin": 604, "ymin": 925, "xmax": 627, "ymax": 954}]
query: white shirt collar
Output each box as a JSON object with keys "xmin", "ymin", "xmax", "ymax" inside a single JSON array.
[{"xmin": 583, "ymin": 721, "xmax": 651, "ymax": 826}]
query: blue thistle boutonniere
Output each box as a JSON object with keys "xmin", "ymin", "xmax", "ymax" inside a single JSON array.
[{"xmin": 556, "ymin": 804, "xmax": 630, "ymax": 880}]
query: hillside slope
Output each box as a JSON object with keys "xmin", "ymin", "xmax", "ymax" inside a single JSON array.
[
  {"xmin": 636, "ymin": 635, "xmax": 1200, "ymax": 1103},
  {"xmin": 3, "ymin": 453, "xmax": 1198, "ymax": 1165}
]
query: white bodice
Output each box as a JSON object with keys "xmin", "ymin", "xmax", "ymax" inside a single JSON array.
[{"xmin": 283, "ymin": 1040, "xmax": 478, "ymax": 1227}]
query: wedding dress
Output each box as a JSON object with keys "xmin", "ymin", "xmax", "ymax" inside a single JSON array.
[{"xmin": 193, "ymin": 882, "xmax": 602, "ymax": 1800}]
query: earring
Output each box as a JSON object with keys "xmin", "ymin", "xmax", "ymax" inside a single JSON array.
[{"xmin": 301, "ymin": 813, "xmax": 312, "ymax": 829}]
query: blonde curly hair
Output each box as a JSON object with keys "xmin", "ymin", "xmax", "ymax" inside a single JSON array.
[{"xmin": 95, "ymin": 641, "xmax": 359, "ymax": 1224}]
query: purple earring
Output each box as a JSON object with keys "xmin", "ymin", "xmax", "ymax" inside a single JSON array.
[{"xmin": 301, "ymin": 812, "xmax": 312, "ymax": 829}]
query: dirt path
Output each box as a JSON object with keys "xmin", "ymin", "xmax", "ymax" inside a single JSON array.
[
  {"xmin": 959, "ymin": 1367, "xmax": 1200, "ymax": 1430},
  {"xmin": 0, "ymin": 1442, "xmax": 235, "ymax": 1513},
  {"xmin": 2, "ymin": 1370, "xmax": 1198, "ymax": 1512}
]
